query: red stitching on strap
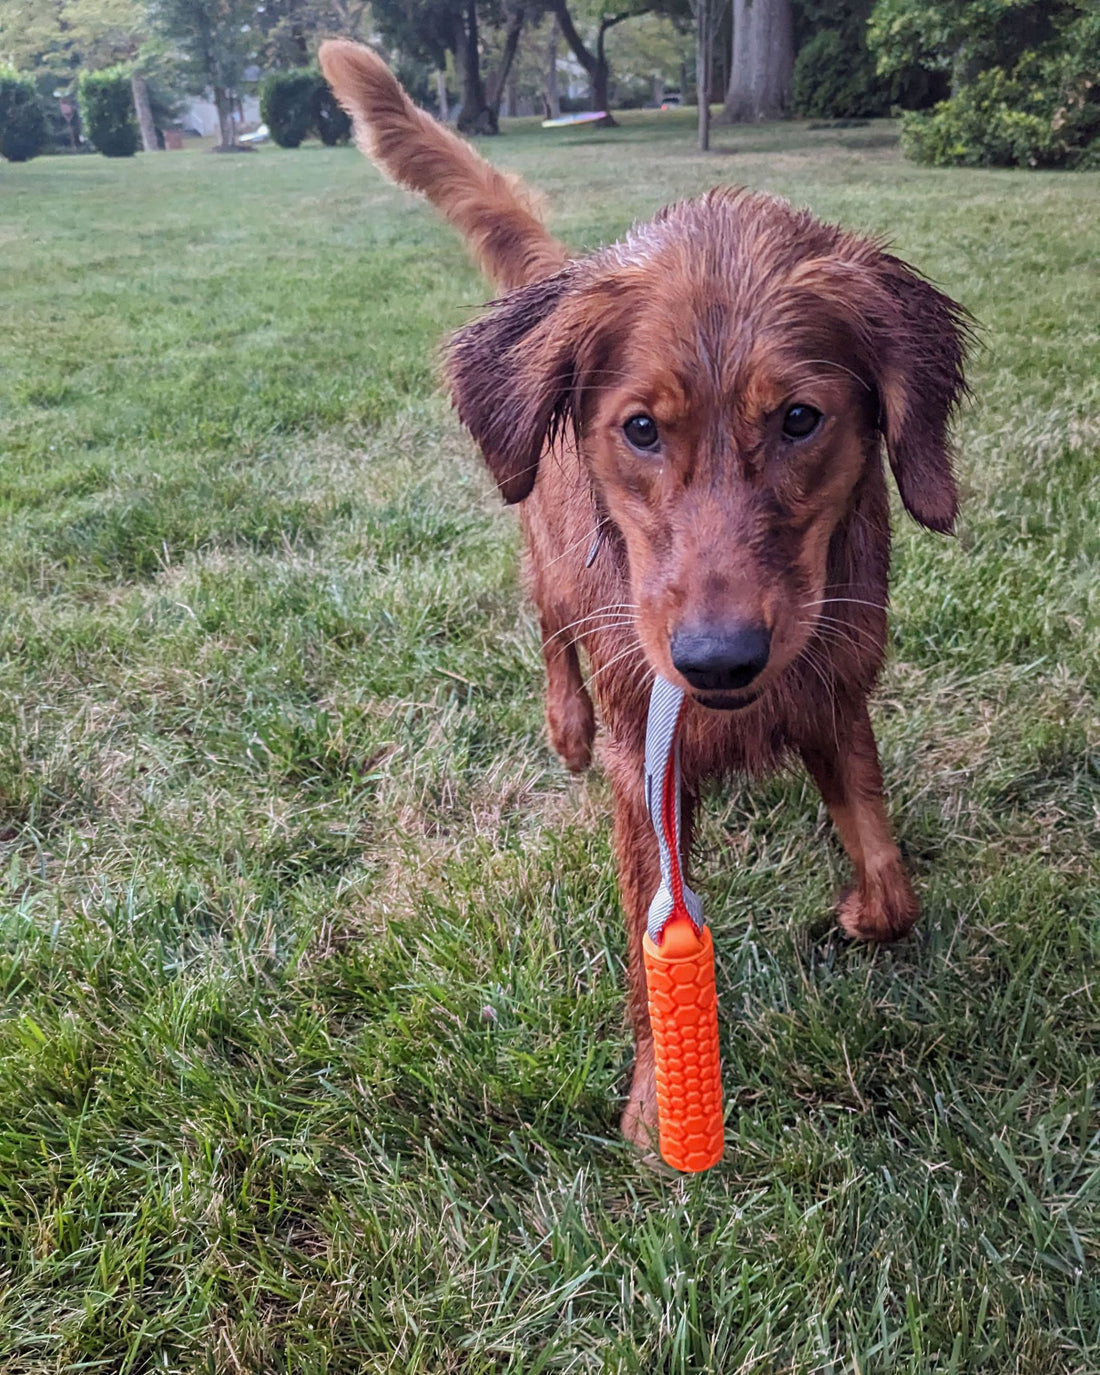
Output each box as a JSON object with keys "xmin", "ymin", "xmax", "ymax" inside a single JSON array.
[{"xmin": 659, "ymin": 711, "xmax": 689, "ymax": 923}]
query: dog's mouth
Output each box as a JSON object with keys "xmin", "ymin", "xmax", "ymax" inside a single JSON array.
[{"xmin": 691, "ymin": 687, "xmax": 763, "ymax": 712}]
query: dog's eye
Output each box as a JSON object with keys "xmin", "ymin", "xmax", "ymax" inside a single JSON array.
[
  {"xmin": 623, "ymin": 414, "xmax": 660, "ymax": 451},
  {"xmin": 781, "ymin": 404, "xmax": 822, "ymax": 440}
]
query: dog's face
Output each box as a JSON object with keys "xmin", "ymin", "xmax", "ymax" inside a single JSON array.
[{"xmin": 448, "ymin": 190, "xmax": 969, "ymax": 709}]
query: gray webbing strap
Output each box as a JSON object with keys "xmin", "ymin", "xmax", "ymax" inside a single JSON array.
[{"xmin": 644, "ymin": 676, "xmax": 704, "ymax": 941}]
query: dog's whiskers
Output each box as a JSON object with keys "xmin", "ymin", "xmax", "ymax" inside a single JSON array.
[
  {"xmin": 544, "ymin": 604, "xmax": 639, "ymax": 645},
  {"xmin": 544, "ymin": 524, "xmax": 608, "ymax": 569},
  {"xmin": 799, "ymin": 615, "xmax": 881, "ymax": 652},
  {"xmin": 800, "ymin": 596, "xmax": 888, "ymax": 613},
  {"xmin": 586, "ymin": 640, "xmax": 646, "ymax": 687}
]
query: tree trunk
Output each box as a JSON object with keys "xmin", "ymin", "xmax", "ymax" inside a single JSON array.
[
  {"xmin": 592, "ymin": 57, "xmax": 611, "ymax": 116},
  {"xmin": 488, "ymin": 5, "xmax": 525, "ymax": 118},
  {"xmin": 545, "ymin": 19, "xmax": 561, "ymax": 119},
  {"xmin": 212, "ymin": 84, "xmax": 237, "ymax": 148},
  {"xmin": 721, "ymin": 0, "xmax": 792, "ymax": 123},
  {"xmin": 551, "ymin": 0, "xmax": 620, "ymax": 123},
  {"xmin": 593, "ymin": 19, "xmax": 616, "ymax": 119},
  {"xmin": 131, "ymin": 70, "xmax": 159, "ymax": 153},
  {"xmin": 696, "ymin": 0, "xmax": 711, "ymax": 150},
  {"xmin": 456, "ymin": 0, "xmax": 498, "ymax": 133},
  {"xmin": 724, "ymin": 0, "xmax": 751, "ymax": 120},
  {"xmin": 436, "ymin": 70, "xmax": 450, "ymax": 122}
]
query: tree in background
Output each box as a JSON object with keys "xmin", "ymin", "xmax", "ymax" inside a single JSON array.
[
  {"xmin": 0, "ymin": 0, "xmax": 141, "ymax": 73},
  {"xmin": 0, "ymin": 67, "xmax": 49, "ymax": 161},
  {"xmin": 544, "ymin": 15, "xmax": 560, "ymax": 116},
  {"xmin": 550, "ymin": 0, "xmax": 655, "ymax": 118},
  {"xmin": 371, "ymin": 0, "xmax": 489, "ymax": 132},
  {"xmin": 487, "ymin": 0, "xmax": 528, "ymax": 115},
  {"xmin": 371, "ymin": 0, "xmax": 535, "ymax": 133},
  {"xmin": 146, "ymin": 0, "xmax": 257, "ymax": 149},
  {"xmin": 253, "ymin": 0, "xmax": 372, "ymax": 70},
  {"xmin": 868, "ymin": 0, "xmax": 1072, "ymax": 96},
  {"xmin": 603, "ymin": 10, "xmax": 692, "ymax": 106},
  {"xmin": 690, "ymin": 0, "xmax": 727, "ymax": 147},
  {"xmin": 721, "ymin": 0, "xmax": 792, "ymax": 121}
]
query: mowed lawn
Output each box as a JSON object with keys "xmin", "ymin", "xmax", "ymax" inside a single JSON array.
[{"xmin": 0, "ymin": 112, "xmax": 1097, "ymax": 1372}]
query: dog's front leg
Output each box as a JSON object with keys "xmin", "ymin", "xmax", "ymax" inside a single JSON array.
[
  {"xmin": 610, "ymin": 765, "xmax": 660, "ymax": 1150},
  {"xmin": 537, "ymin": 606, "xmax": 596, "ymax": 773},
  {"xmin": 800, "ymin": 704, "xmax": 920, "ymax": 942}
]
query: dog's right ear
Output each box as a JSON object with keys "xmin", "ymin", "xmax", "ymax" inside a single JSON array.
[{"xmin": 445, "ymin": 268, "xmax": 579, "ymax": 504}]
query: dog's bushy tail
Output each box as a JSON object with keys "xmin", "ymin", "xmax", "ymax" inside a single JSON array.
[{"xmin": 319, "ymin": 41, "xmax": 567, "ymax": 291}]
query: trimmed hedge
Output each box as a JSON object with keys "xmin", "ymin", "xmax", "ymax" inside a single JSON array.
[
  {"xmin": 311, "ymin": 81, "xmax": 352, "ymax": 146},
  {"xmin": 260, "ymin": 69, "xmax": 316, "ymax": 148},
  {"xmin": 0, "ymin": 68, "xmax": 48, "ymax": 162},
  {"xmin": 902, "ymin": 27, "xmax": 1100, "ymax": 170},
  {"xmin": 79, "ymin": 67, "xmax": 139, "ymax": 157},
  {"xmin": 896, "ymin": 6, "xmax": 1100, "ymax": 168},
  {"xmin": 260, "ymin": 68, "xmax": 352, "ymax": 148},
  {"xmin": 792, "ymin": 28, "xmax": 888, "ymax": 119}
]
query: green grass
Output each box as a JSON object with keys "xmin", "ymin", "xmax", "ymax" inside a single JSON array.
[{"xmin": 0, "ymin": 113, "xmax": 1097, "ymax": 1371}]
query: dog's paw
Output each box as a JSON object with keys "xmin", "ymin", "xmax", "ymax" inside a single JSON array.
[
  {"xmin": 836, "ymin": 869, "xmax": 919, "ymax": 943},
  {"xmin": 547, "ymin": 686, "xmax": 595, "ymax": 773}
]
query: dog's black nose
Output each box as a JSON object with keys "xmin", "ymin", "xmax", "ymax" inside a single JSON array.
[{"xmin": 670, "ymin": 623, "xmax": 771, "ymax": 692}]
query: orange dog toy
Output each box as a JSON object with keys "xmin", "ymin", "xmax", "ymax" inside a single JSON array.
[{"xmin": 642, "ymin": 678, "xmax": 724, "ymax": 1172}]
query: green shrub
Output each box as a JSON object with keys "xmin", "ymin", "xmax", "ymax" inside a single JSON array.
[
  {"xmin": 79, "ymin": 67, "xmax": 139, "ymax": 158},
  {"xmin": 260, "ymin": 69, "xmax": 354, "ymax": 148},
  {"xmin": 902, "ymin": 50, "xmax": 1100, "ymax": 169},
  {"xmin": 260, "ymin": 69, "xmax": 316, "ymax": 148},
  {"xmin": 0, "ymin": 68, "xmax": 48, "ymax": 162},
  {"xmin": 310, "ymin": 80, "xmax": 351, "ymax": 145},
  {"xmin": 792, "ymin": 28, "xmax": 890, "ymax": 119},
  {"xmin": 1036, "ymin": 8, "xmax": 1100, "ymax": 166},
  {"xmin": 893, "ymin": 3, "xmax": 1100, "ymax": 168}
]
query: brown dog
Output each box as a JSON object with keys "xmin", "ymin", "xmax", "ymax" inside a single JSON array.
[{"xmin": 320, "ymin": 41, "xmax": 970, "ymax": 1149}]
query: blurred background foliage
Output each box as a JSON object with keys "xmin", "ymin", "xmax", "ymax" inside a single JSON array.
[{"xmin": 1, "ymin": 0, "xmax": 1097, "ymax": 165}]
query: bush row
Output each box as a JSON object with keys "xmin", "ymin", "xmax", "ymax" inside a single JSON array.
[
  {"xmin": 79, "ymin": 67, "xmax": 139, "ymax": 158},
  {"xmin": 791, "ymin": 25, "xmax": 944, "ymax": 121},
  {"xmin": 259, "ymin": 69, "xmax": 351, "ymax": 148},
  {"xmin": 3, "ymin": 65, "xmax": 350, "ymax": 162},
  {"xmin": 0, "ymin": 69, "xmax": 48, "ymax": 162},
  {"xmin": 901, "ymin": 17, "xmax": 1100, "ymax": 169},
  {"xmin": 1, "ymin": 67, "xmax": 139, "ymax": 161}
]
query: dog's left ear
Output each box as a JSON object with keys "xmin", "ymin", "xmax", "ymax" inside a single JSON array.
[
  {"xmin": 871, "ymin": 256, "xmax": 971, "ymax": 533},
  {"xmin": 445, "ymin": 267, "xmax": 581, "ymax": 504}
]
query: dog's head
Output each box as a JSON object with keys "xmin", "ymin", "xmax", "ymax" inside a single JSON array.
[{"xmin": 447, "ymin": 189, "xmax": 970, "ymax": 708}]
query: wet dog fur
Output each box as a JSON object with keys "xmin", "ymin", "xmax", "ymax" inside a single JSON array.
[{"xmin": 320, "ymin": 40, "xmax": 970, "ymax": 1150}]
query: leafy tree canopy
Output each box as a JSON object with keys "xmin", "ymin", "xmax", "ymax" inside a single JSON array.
[
  {"xmin": 867, "ymin": 0, "xmax": 1087, "ymax": 82},
  {"xmin": 0, "ymin": 0, "xmax": 145, "ymax": 74},
  {"xmin": 252, "ymin": 0, "xmax": 372, "ymax": 69},
  {"xmin": 370, "ymin": 0, "xmax": 474, "ymax": 72}
]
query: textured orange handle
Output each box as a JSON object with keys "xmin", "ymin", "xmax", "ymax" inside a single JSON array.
[{"xmin": 642, "ymin": 915, "xmax": 724, "ymax": 1172}]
